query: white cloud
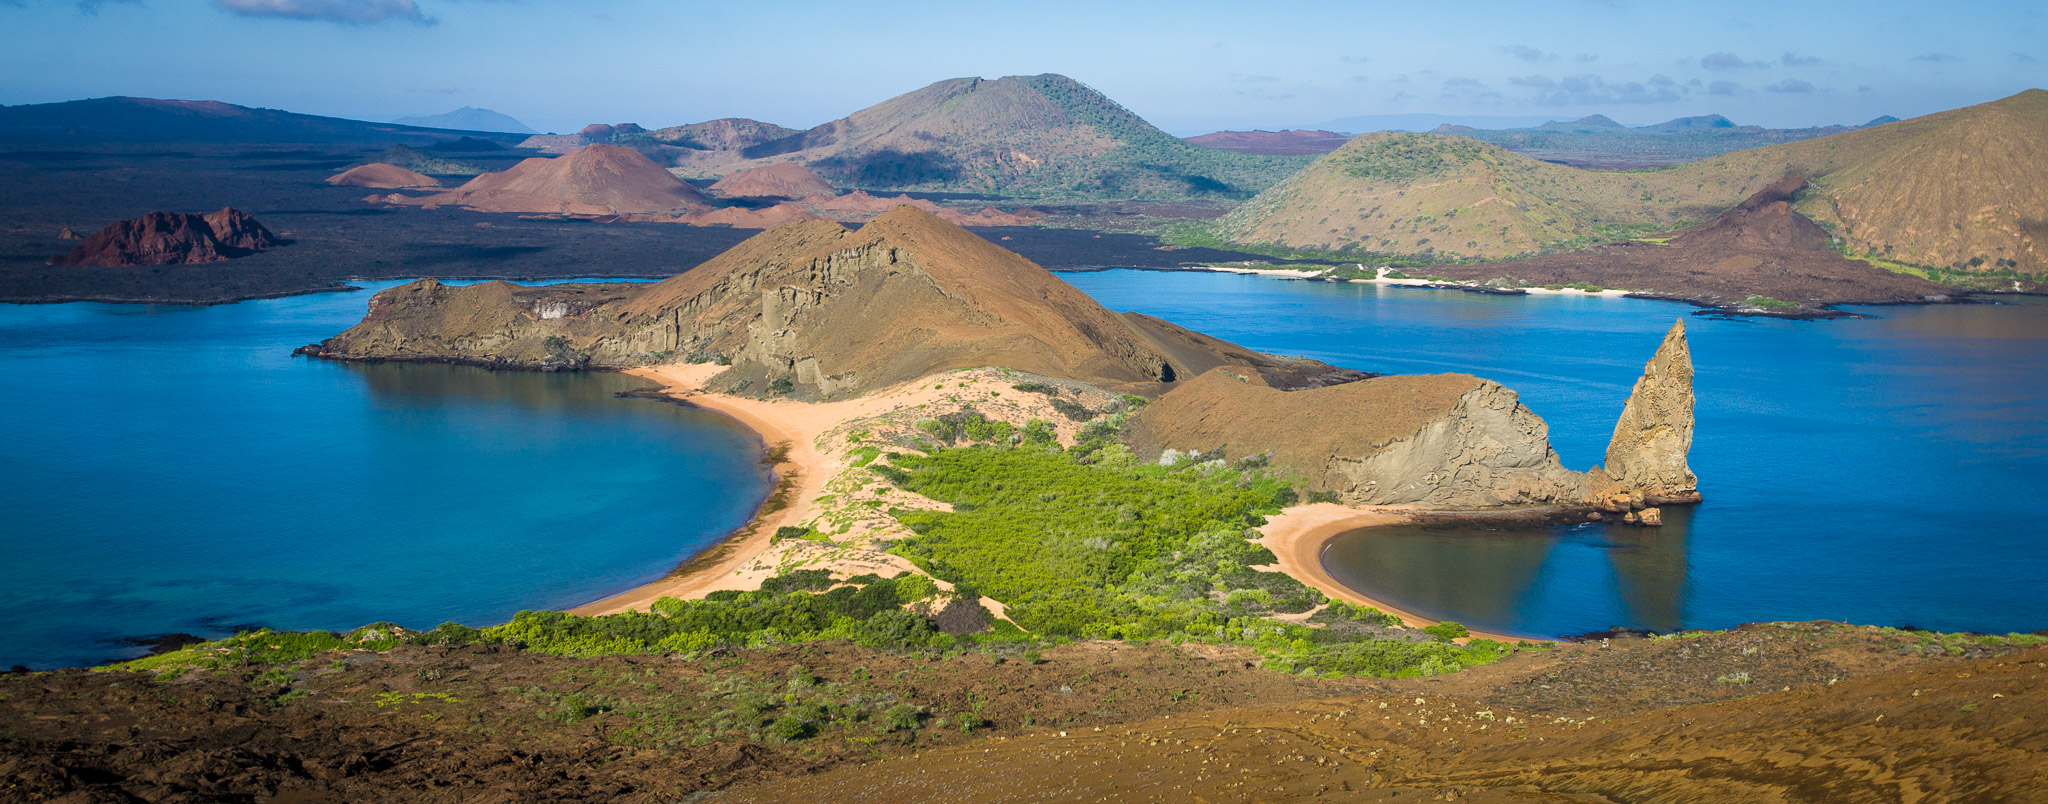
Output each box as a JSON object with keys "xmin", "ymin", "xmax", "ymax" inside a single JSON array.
[
  {"xmin": 214, "ymin": 0, "xmax": 431, "ymax": 24},
  {"xmin": 1496, "ymin": 44, "xmax": 1552, "ymax": 62},
  {"xmin": 1516, "ymin": 74, "xmax": 1687, "ymax": 105},
  {"xmin": 1699, "ymin": 52, "xmax": 1768, "ymax": 71}
]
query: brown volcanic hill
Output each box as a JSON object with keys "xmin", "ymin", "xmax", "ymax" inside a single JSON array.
[
  {"xmin": 326, "ymin": 163, "xmax": 440, "ymax": 189},
  {"xmin": 308, "ymin": 206, "xmax": 1353, "ymax": 397},
  {"xmin": 389, "ymin": 144, "xmax": 712, "ymax": 215},
  {"xmin": 675, "ymin": 74, "xmax": 1308, "ymax": 200},
  {"xmin": 1129, "ymin": 367, "xmax": 1590, "ymax": 507},
  {"xmin": 1219, "ymin": 89, "xmax": 2048, "ymax": 274},
  {"xmin": 1184, "ymin": 129, "xmax": 1353, "ymax": 155},
  {"xmin": 51, "ymin": 207, "xmax": 276, "ymax": 267},
  {"xmin": 1428, "ymin": 177, "xmax": 1953, "ymax": 312},
  {"xmin": 709, "ymin": 162, "xmax": 836, "ymax": 198}
]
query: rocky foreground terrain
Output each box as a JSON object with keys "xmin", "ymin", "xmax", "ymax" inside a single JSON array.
[{"xmin": 4, "ymin": 624, "xmax": 2040, "ymax": 802}]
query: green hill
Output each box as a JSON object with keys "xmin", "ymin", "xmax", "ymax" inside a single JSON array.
[
  {"xmin": 1214, "ymin": 89, "xmax": 2048, "ymax": 274},
  {"xmin": 691, "ymin": 75, "xmax": 1311, "ymax": 201}
]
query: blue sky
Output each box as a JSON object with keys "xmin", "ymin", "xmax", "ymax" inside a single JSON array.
[{"xmin": 2, "ymin": 0, "xmax": 2041, "ymax": 135}]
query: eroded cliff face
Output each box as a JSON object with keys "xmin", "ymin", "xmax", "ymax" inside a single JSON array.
[
  {"xmin": 1132, "ymin": 322, "xmax": 1700, "ymax": 511},
  {"xmin": 1336, "ymin": 381, "xmax": 1589, "ymax": 507},
  {"xmin": 1129, "ymin": 369, "xmax": 1589, "ymax": 509},
  {"xmin": 1589, "ymin": 320, "xmax": 1700, "ymax": 509}
]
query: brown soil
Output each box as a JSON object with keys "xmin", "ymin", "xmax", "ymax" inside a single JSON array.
[
  {"xmin": 0, "ymin": 640, "xmax": 1342, "ymax": 803},
  {"xmin": 324, "ymin": 163, "xmax": 439, "ymax": 189},
  {"xmin": 6, "ymin": 625, "xmax": 2037, "ymax": 802},
  {"xmin": 392, "ymin": 144, "xmax": 712, "ymax": 215},
  {"xmin": 729, "ymin": 627, "xmax": 2048, "ymax": 803},
  {"xmin": 49, "ymin": 207, "xmax": 277, "ymax": 267},
  {"xmin": 1184, "ymin": 129, "xmax": 1354, "ymax": 155},
  {"xmin": 1432, "ymin": 177, "xmax": 1955, "ymax": 313},
  {"xmin": 709, "ymin": 162, "xmax": 836, "ymax": 198}
]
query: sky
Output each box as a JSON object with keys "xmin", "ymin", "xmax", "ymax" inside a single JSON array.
[{"xmin": 1, "ymin": 0, "xmax": 2042, "ymax": 135}]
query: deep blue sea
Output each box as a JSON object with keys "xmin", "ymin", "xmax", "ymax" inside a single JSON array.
[
  {"xmin": 1061, "ymin": 271, "xmax": 2048, "ymax": 639},
  {"xmin": 0, "ymin": 281, "xmax": 771, "ymax": 669},
  {"xmin": 5, "ymin": 271, "xmax": 2044, "ymax": 667}
]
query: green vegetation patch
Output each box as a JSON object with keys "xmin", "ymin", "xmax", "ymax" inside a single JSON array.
[
  {"xmin": 485, "ymin": 573, "xmax": 996, "ymax": 658},
  {"xmin": 880, "ymin": 440, "xmax": 1513, "ymax": 677}
]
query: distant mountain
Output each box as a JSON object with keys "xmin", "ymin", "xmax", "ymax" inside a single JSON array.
[
  {"xmin": 0, "ymin": 97, "xmax": 529, "ymax": 146},
  {"xmin": 682, "ymin": 74, "xmax": 1311, "ymax": 200},
  {"xmin": 1183, "ymin": 130, "xmax": 1353, "ymax": 156},
  {"xmin": 1645, "ymin": 114, "xmax": 1736, "ymax": 132},
  {"xmin": 1213, "ymin": 89, "xmax": 2048, "ymax": 274},
  {"xmin": 647, "ymin": 118, "xmax": 799, "ymax": 151},
  {"xmin": 1308, "ymin": 113, "xmax": 1558, "ymax": 134},
  {"xmin": 389, "ymin": 107, "xmax": 535, "ymax": 134},
  {"xmin": 1436, "ymin": 113, "xmax": 1872, "ymax": 170}
]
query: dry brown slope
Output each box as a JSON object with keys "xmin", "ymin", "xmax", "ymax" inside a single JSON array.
[
  {"xmin": 309, "ymin": 206, "xmax": 1342, "ymax": 397},
  {"xmin": 1427, "ymin": 176, "xmax": 1953, "ymax": 309},
  {"xmin": 1221, "ymin": 89, "xmax": 2048, "ymax": 272},
  {"xmin": 391, "ymin": 144, "xmax": 712, "ymax": 215},
  {"xmin": 708, "ymin": 162, "xmax": 835, "ymax": 198},
  {"xmin": 326, "ymin": 162, "xmax": 438, "ymax": 188},
  {"xmin": 725, "ymin": 642, "xmax": 2048, "ymax": 803}
]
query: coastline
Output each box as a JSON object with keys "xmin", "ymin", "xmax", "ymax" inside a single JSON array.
[
  {"xmin": 569, "ymin": 363, "xmax": 841, "ymax": 615},
  {"xmin": 567, "ymin": 365, "xmax": 1017, "ymax": 616},
  {"xmin": 1257, "ymin": 502, "xmax": 1525, "ymax": 643},
  {"xmin": 568, "ymin": 367, "xmax": 1530, "ymax": 643}
]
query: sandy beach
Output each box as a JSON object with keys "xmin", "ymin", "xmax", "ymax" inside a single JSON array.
[
  {"xmin": 569, "ymin": 363, "xmax": 846, "ymax": 615},
  {"xmin": 1258, "ymin": 502, "xmax": 1523, "ymax": 642},
  {"xmin": 570, "ymin": 365, "xmax": 1041, "ymax": 617},
  {"xmin": 572, "ymin": 366, "xmax": 1529, "ymax": 644}
]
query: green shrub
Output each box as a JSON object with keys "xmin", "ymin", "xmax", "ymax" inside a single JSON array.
[
  {"xmin": 876, "ymin": 703, "xmax": 923, "ymax": 733},
  {"xmin": 1423, "ymin": 621, "xmax": 1471, "ymax": 642},
  {"xmin": 408, "ymin": 622, "xmax": 484, "ymax": 647},
  {"xmin": 770, "ymin": 712, "xmax": 816, "ymax": 740}
]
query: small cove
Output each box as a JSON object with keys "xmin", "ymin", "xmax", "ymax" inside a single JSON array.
[
  {"xmin": 1060, "ymin": 270, "xmax": 2048, "ymax": 638},
  {"xmin": 0, "ymin": 281, "xmax": 772, "ymax": 669}
]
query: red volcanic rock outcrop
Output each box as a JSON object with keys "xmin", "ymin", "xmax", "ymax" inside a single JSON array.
[
  {"xmin": 708, "ymin": 163, "xmax": 836, "ymax": 198},
  {"xmin": 388, "ymin": 144, "xmax": 712, "ymax": 216},
  {"xmin": 327, "ymin": 163, "xmax": 440, "ymax": 189},
  {"xmin": 51, "ymin": 207, "xmax": 278, "ymax": 267},
  {"xmin": 202, "ymin": 207, "xmax": 278, "ymax": 251}
]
